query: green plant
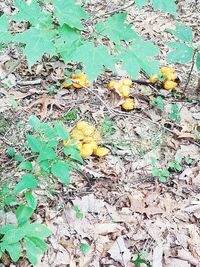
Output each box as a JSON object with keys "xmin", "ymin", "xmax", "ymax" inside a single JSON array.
[
  {"xmin": 63, "ymin": 108, "xmax": 80, "ymax": 122},
  {"xmin": 166, "ymin": 24, "xmax": 199, "ymax": 69},
  {"xmin": 150, "ymin": 96, "xmax": 164, "ymax": 110},
  {"xmin": 0, "ymin": 200, "xmax": 52, "ymax": 265},
  {"xmin": 100, "ymin": 118, "xmax": 116, "ymax": 138},
  {"xmin": 168, "ymin": 156, "xmax": 192, "ymax": 171},
  {"xmin": 132, "ymin": 250, "xmax": 152, "ymax": 267},
  {"xmin": 0, "ymin": 0, "xmax": 177, "ymax": 82},
  {"xmin": 1, "ymin": 115, "xmax": 84, "ymax": 264},
  {"xmin": 168, "ymin": 103, "xmax": 181, "ymax": 122},
  {"xmin": 150, "ymin": 157, "xmax": 170, "ymax": 183}
]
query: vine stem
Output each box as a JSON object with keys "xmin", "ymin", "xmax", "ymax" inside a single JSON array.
[{"xmin": 183, "ymin": 49, "xmax": 197, "ymax": 92}]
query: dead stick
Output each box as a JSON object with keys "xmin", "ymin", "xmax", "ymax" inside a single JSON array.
[{"xmin": 184, "ymin": 49, "xmax": 197, "ymax": 92}]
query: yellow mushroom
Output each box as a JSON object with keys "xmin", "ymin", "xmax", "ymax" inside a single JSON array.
[
  {"xmin": 122, "ymin": 98, "xmax": 134, "ymax": 110},
  {"xmin": 122, "ymin": 78, "xmax": 132, "ymax": 87},
  {"xmin": 80, "ymin": 143, "xmax": 94, "ymax": 158},
  {"xmin": 93, "ymin": 147, "xmax": 109, "ymax": 157},
  {"xmin": 118, "ymin": 85, "xmax": 131, "ymax": 98},
  {"xmin": 163, "ymin": 80, "xmax": 177, "ymax": 90}
]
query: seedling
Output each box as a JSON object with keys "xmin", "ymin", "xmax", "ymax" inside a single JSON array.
[
  {"xmin": 168, "ymin": 103, "xmax": 181, "ymax": 122},
  {"xmin": 150, "ymin": 157, "xmax": 169, "ymax": 183},
  {"xmin": 150, "ymin": 96, "xmax": 164, "ymax": 110}
]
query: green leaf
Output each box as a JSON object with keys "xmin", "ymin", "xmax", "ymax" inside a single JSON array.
[
  {"xmin": 151, "ymin": 0, "xmax": 176, "ymax": 16},
  {"xmin": 95, "ymin": 13, "xmax": 138, "ymax": 43},
  {"xmin": 23, "ymin": 223, "xmax": 52, "ymax": 239},
  {"xmin": 167, "ymin": 42, "xmax": 194, "ymax": 64},
  {"xmin": 120, "ymin": 39, "xmax": 160, "ymax": 78},
  {"xmin": 55, "ymin": 25, "xmax": 82, "ymax": 62},
  {"xmin": 72, "ymin": 41, "xmax": 115, "ymax": 81},
  {"xmin": 39, "ymin": 160, "xmax": 51, "ymax": 172},
  {"xmin": 0, "ymin": 224, "xmax": 16, "ymax": 235},
  {"xmin": 14, "ymin": 154, "xmax": 23, "ymax": 162},
  {"xmin": 196, "ymin": 53, "xmax": 200, "ymax": 70},
  {"xmin": 64, "ymin": 146, "xmax": 83, "ymax": 163},
  {"xmin": 53, "ymin": 0, "xmax": 88, "ymax": 29},
  {"xmin": 3, "ymin": 228, "xmax": 25, "ymax": 244},
  {"xmin": 0, "ymin": 14, "xmax": 11, "ymax": 44},
  {"xmin": 14, "ymin": 173, "xmax": 38, "ymax": 193},
  {"xmin": 166, "ymin": 24, "xmax": 193, "ymax": 43},
  {"xmin": 18, "ymin": 161, "xmax": 33, "ymax": 171},
  {"xmin": 13, "ymin": 27, "xmax": 56, "ymax": 67},
  {"xmin": 37, "ymin": 146, "xmax": 57, "ymax": 162},
  {"xmin": 25, "ymin": 236, "xmax": 43, "ymax": 265},
  {"xmin": 16, "ymin": 205, "xmax": 34, "ymax": 226},
  {"xmin": 161, "ymin": 169, "xmax": 170, "ymax": 177},
  {"xmin": 12, "ymin": 0, "xmax": 42, "ymax": 26},
  {"xmin": 135, "ymin": 0, "xmax": 148, "ymax": 9},
  {"xmin": 28, "ymin": 115, "xmax": 41, "ymax": 130},
  {"xmin": 80, "ymin": 243, "xmax": 90, "ymax": 254},
  {"xmin": 54, "ymin": 121, "xmax": 69, "ymax": 140},
  {"xmin": 4, "ymin": 241, "xmax": 22, "ymax": 262},
  {"xmin": 7, "ymin": 146, "xmax": 15, "ymax": 157},
  {"xmin": 51, "ymin": 161, "xmax": 70, "ymax": 184},
  {"xmin": 152, "ymin": 167, "xmax": 160, "ymax": 177},
  {"xmin": 25, "ymin": 192, "xmax": 37, "ymax": 210},
  {"xmin": 155, "ymin": 96, "xmax": 164, "ymax": 110},
  {"xmin": 26, "ymin": 135, "xmax": 45, "ymax": 153},
  {"xmin": 27, "ymin": 236, "xmax": 48, "ymax": 252},
  {"xmin": 3, "ymin": 195, "xmax": 17, "ymax": 205}
]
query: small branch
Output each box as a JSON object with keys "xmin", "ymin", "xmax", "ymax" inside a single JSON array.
[
  {"xmin": 0, "ymin": 57, "xmax": 24, "ymax": 82},
  {"xmin": 90, "ymin": 1, "xmax": 134, "ymax": 21},
  {"xmin": 183, "ymin": 49, "xmax": 197, "ymax": 92},
  {"xmin": 17, "ymin": 79, "xmax": 42, "ymax": 86}
]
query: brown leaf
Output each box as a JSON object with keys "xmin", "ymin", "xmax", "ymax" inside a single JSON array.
[{"xmin": 28, "ymin": 94, "xmax": 64, "ymax": 120}]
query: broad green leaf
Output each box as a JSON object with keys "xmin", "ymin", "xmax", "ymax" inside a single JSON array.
[
  {"xmin": 12, "ymin": 0, "xmax": 42, "ymax": 26},
  {"xmin": 7, "ymin": 146, "xmax": 15, "ymax": 157},
  {"xmin": 54, "ymin": 121, "xmax": 69, "ymax": 140},
  {"xmin": 4, "ymin": 242, "xmax": 22, "ymax": 262},
  {"xmin": 72, "ymin": 41, "xmax": 115, "ymax": 81},
  {"xmin": 25, "ymin": 237, "xmax": 43, "ymax": 265},
  {"xmin": 25, "ymin": 192, "xmax": 37, "ymax": 210},
  {"xmin": 3, "ymin": 228, "xmax": 25, "ymax": 244},
  {"xmin": 151, "ymin": 0, "xmax": 176, "ymax": 16},
  {"xmin": 13, "ymin": 28, "xmax": 56, "ymax": 67},
  {"xmin": 14, "ymin": 173, "xmax": 38, "ymax": 193},
  {"xmin": 167, "ymin": 42, "xmax": 194, "ymax": 64},
  {"xmin": 51, "ymin": 161, "xmax": 70, "ymax": 184},
  {"xmin": 95, "ymin": 13, "xmax": 138, "ymax": 43},
  {"xmin": 53, "ymin": 0, "xmax": 88, "ymax": 29},
  {"xmin": 55, "ymin": 25, "xmax": 82, "ymax": 62},
  {"xmin": 0, "ymin": 224, "xmax": 15, "ymax": 235},
  {"xmin": 23, "ymin": 223, "xmax": 52, "ymax": 239},
  {"xmin": 135, "ymin": 0, "xmax": 148, "ymax": 9},
  {"xmin": 0, "ymin": 14, "xmax": 11, "ymax": 44},
  {"xmin": 3, "ymin": 195, "xmax": 17, "ymax": 205},
  {"xmin": 16, "ymin": 205, "xmax": 34, "ymax": 226},
  {"xmin": 196, "ymin": 53, "xmax": 200, "ymax": 70},
  {"xmin": 18, "ymin": 161, "xmax": 33, "ymax": 171},
  {"xmin": 37, "ymin": 146, "xmax": 57, "ymax": 162},
  {"xmin": 165, "ymin": 24, "xmax": 193, "ymax": 43},
  {"xmin": 40, "ymin": 123, "xmax": 57, "ymax": 139},
  {"xmin": 26, "ymin": 135, "xmax": 45, "ymax": 152},
  {"xmin": 120, "ymin": 39, "xmax": 160, "ymax": 78},
  {"xmin": 28, "ymin": 115, "xmax": 41, "ymax": 130},
  {"xmin": 64, "ymin": 146, "xmax": 83, "ymax": 163},
  {"xmin": 39, "ymin": 160, "xmax": 51, "ymax": 172},
  {"xmin": 27, "ymin": 237, "xmax": 48, "ymax": 252}
]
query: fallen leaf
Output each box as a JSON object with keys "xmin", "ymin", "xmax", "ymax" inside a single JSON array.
[{"xmin": 108, "ymin": 236, "xmax": 131, "ymax": 267}]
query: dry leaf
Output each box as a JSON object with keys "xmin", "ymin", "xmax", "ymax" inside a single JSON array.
[{"xmin": 108, "ymin": 236, "xmax": 131, "ymax": 267}]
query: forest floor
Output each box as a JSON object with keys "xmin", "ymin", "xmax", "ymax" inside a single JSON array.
[{"xmin": 0, "ymin": 0, "xmax": 200, "ymax": 266}]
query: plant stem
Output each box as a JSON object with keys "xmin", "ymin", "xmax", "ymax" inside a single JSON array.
[{"xmin": 183, "ymin": 49, "xmax": 197, "ymax": 92}]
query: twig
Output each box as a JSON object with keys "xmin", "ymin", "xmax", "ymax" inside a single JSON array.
[
  {"xmin": 0, "ymin": 57, "xmax": 24, "ymax": 81},
  {"xmin": 90, "ymin": 1, "xmax": 134, "ymax": 21},
  {"xmin": 184, "ymin": 49, "xmax": 197, "ymax": 92},
  {"xmin": 17, "ymin": 79, "xmax": 42, "ymax": 86}
]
